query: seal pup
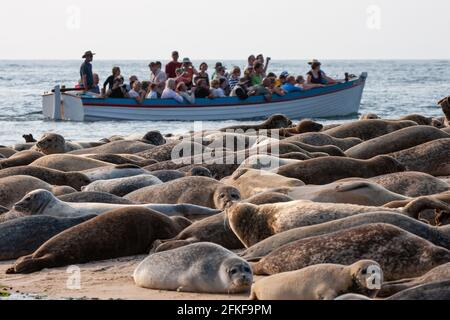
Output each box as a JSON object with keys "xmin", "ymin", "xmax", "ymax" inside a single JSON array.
[
  {"xmin": 249, "ymin": 260, "xmax": 382, "ymax": 300},
  {"xmin": 0, "ymin": 175, "xmax": 76, "ymax": 209},
  {"xmin": 134, "ymin": 243, "xmax": 253, "ymax": 294},
  {"xmin": 58, "ymin": 192, "xmax": 135, "ymax": 204},
  {"xmin": 0, "ymin": 150, "xmax": 43, "ymax": 168},
  {"xmin": 0, "ymin": 215, "xmax": 95, "ymax": 260},
  {"xmin": 154, "ymin": 212, "xmax": 244, "ymax": 253},
  {"xmin": 389, "ymin": 138, "xmax": 450, "ymax": 176},
  {"xmin": 275, "ymin": 155, "xmax": 405, "ymax": 185},
  {"xmin": 33, "ymin": 133, "xmax": 83, "ymax": 154},
  {"xmin": 31, "ymin": 154, "xmax": 112, "ymax": 172},
  {"xmin": 82, "ymin": 164, "xmax": 149, "ymax": 181},
  {"xmin": 251, "ymin": 223, "xmax": 450, "ymax": 281},
  {"xmin": 379, "ymin": 262, "xmax": 450, "ymax": 297},
  {"xmin": 0, "ymin": 165, "xmax": 91, "ymax": 191},
  {"xmin": 345, "ymin": 126, "xmax": 449, "ymax": 159},
  {"xmin": 323, "ymin": 119, "xmax": 417, "ymax": 140},
  {"xmin": 125, "ymin": 176, "xmax": 241, "ymax": 210},
  {"xmin": 12, "ymin": 189, "xmax": 221, "ymax": 221},
  {"xmin": 6, "ymin": 207, "xmax": 190, "ymax": 274},
  {"xmin": 69, "ymin": 140, "xmax": 155, "ymax": 155},
  {"xmin": 386, "ymin": 280, "xmax": 450, "ymax": 300},
  {"xmin": 81, "ymin": 174, "xmax": 163, "ymax": 197}
]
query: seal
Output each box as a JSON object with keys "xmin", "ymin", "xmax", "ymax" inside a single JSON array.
[
  {"xmin": 69, "ymin": 140, "xmax": 155, "ymax": 155},
  {"xmin": 270, "ymin": 180, "xmax": 408, "ymax": 206},
  {"xmin": 6, "ymin": 207, "xmax": 190, "ymax": 274},
  {"xmin": 11, "ymin": 189, "xmax": 221, "ymax": 221},
  {"xmin": 280, "ymin": 119, "xmax": 324, "ymax": 136},
  {"xmin": 360, "ymin": 113, "xmax": 381, "ymax": 120},
  {"xmin": 0, "ymin": 165, "xmax": 91, "ymax": 191},
  {"xmin": 249, "ymin": 260, "xmax": 382, "ymax": 300},
  {"xmin": 222, "ymin": 168, "xmax": 304, "ymax": 198},
  {"xmin": 0, "ymin": 147, "xmax": 17, "ymax": 158},
  {"xmin": 345, "ymin": 126, "xmax": 449, "ymax": 159},
  {"xmin": 125, "ymin": 176, "xmax": 241, "ymax": 210},
  {"xmin": 148, "ymin": 170, "xmax": 186, "ymax": 182},
  {"xmin": 83, "ymin": 154, "xmax": 157, "ymax": 167},
  {"xmin": 0, "ymin": 175, "xmax": 76, "ymax": 209},
  {"xmin": 22, "ymin": 134, "xmax": 37, "ymax": 143},
  {"xmin": 324, "ymin": 119, "xmax": 417, "ymax": 140},
  {"xmin": 82, "ymin": 164, "xmax": 149, "ymax": 181},
  {"xmin": 256, "ymin": 138, "xmax": 346, "ymax": 157},
  {"xmin": 379, "ymin": 262, "xmax": 450, "ymax": 297},
  {"xmin": 133, "ymin": 242, "xmax": 253, "ymax": 294},
  {"xmin": 154, "ymin": 212, "xmax": 244, "ymax": 253},
  {"xmin": 241, "ymin": 212, "xmax": 450, "ymax": 260},
  {"xmin": 226, "ymin": 201, "xmax": 401, "ymax": 247},
  {"xmin": 334, "ymin": 294, "xmax": 372, "ymax": 300},
  {"xmin": 58, "ymin": 191, "xmax": 136, "ymax": 204},
  {"xmin": 31, "ymin": 154, "xmax": 112, "ymax": 172},
  {"xmin": 219, "ymin": 114, "xmax": 292, "ymax": 132},
  {"xmin": 276, "ymin": 155, "xmax": 405, "ymax": 185},
  {"xmin": 285, "ymin": 132, "xmax": 362, "ymax": 151},
  {"xmin": 11, "ymin": 142, "xmax": 35, "ymax": 152},
  {"xmin": 0, "ymin": 150, "xmax": 43, "ymax": 169},
  {"xmin": 238, "ymin": 154, "xmax": 304, "ymax": 172},
  {"xmin": 179, "ymin": 163, "xmax": 239, "ymax": 180},
  {"xmin": 250, "ymin": 223, "xmax": 450, "ymax": 281},
  {"xmin": 33, "ymin": 133, "xmax": 83, "ymax": 154},
  {"xmin": 184, "ymin": 166, "xmax": 213, "ymax": 177},
  {"xmin": 0, "ymin": 215, "xmax": 95, "ymax": 261},
  {"xmin": 386, "ymin": 280, "xmax": 450, "ymax": 300},
  {"xmin": 389, "ymin": 138, "xmax": 450, "ymax": 176},
  {"xmin": 245, "ymin": 192, "xmax": 294, "ymax": 205},
  {"xmin": 138, "ymin": 141, "xmax": 207, "ymax": 162},
  {"xmin": 438, "ymin": 95, "xmax": 450, "ymax": 127},
  {"xmin": 81, "ymin": 174, "xmax": 163, "ymax": 197}
]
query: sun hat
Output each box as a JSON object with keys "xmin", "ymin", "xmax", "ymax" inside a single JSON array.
[
  {"xmin": 280, "ymin": 71, "xmax": 289, "ymax": 78},
  {"xmin": 82, "ymin": 51, "xmax": 95, "ymax": 58},
  {"xmin": 182, "ymin": 57, "xmax": 191, "ymax": 64}
]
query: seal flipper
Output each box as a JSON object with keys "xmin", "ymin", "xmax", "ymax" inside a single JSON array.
[
  {"xmin": 9, "ymin": 254, "xmax": 54, "ymax": 274},
  {"xmin": 335, "ymin": 181, "xmax": 372, "ymax": 192}
]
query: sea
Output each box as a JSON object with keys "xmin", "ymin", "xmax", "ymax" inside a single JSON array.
[{"xmin": 0, "ymin": 60, "xmax": 449, "ymax": 145}]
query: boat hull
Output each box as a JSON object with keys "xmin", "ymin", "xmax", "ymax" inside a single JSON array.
[{"xmin": 43, "ymin": 73, "xmax": 367, "ymax": 122}]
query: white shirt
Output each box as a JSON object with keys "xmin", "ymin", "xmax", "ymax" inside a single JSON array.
[
  {"xmin": 161, "ymin": 88, "xmax": 184, "ymax": 103},
  {"xmin": 128, "ymin": 89, "xmax": 140, "ymax": 98},
  {"xmin": 211, "ymin": 88, "xmax": 226, "ymax": 98},
  {"xmin": 150, "ymin": 69, "xmax": 167, "ymax": 84},
  {"xmin": 147, "ymin": 91, "xmax": 158, "ymax": 99}
]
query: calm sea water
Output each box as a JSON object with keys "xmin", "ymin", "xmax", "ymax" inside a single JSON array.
[{"xmin": 0, "ymin": 60, "xmax": 449, "ymax": 145}]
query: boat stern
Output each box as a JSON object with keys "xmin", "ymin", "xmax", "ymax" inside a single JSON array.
[{"xmin": 42, "ymin": 86, "xmax": 85, "ymax": 121}]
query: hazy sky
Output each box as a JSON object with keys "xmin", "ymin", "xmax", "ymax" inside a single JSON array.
[{"xmin": 1, "ymin": 0, "xmax": 449, "ymax": 60}]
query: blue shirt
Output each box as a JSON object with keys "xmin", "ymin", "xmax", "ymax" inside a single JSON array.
[
  {"xmin": 80, "ymin": 61, "xmax": 94, "ymax": 89},
  {"xmin": 281, "ymin": 83, "xmax": 302, "ymax": 93}
]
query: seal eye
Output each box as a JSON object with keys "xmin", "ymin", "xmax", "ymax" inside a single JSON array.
[
  {"xmin": 243, "ymin": 267, "xmax": 251, "ymax": 273},
  {"xmin": 361, "ymin": 269, "xmax": 367, "ymax": 275},
  {"xmin": 230, "ymin": 269, "xmax": 237, "ymax": 275},
  {"xmin": 219, "ymin": 194, "xmax": 226, "ymax": 199}
]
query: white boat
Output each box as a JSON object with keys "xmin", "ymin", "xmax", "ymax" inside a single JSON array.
[{"xmin": 42, "ymin": 73, "xmax": 367, "ymax": 121}]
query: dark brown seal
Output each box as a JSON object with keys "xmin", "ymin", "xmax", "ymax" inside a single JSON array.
[
  {"xmin": 220, "ymin": 114, "xmax": 292, "ymax": 132},
  {"xmin": 6, "ymin": 207, "xmax": 191, "ymax": 274}
]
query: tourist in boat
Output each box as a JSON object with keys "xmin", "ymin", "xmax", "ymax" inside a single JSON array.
[
  {"xmin": 194, "ymin": 79, "xmax": 211, "ymax": 99},
  {"xmin": 210, "ymin": 79, "xmax": 226, "ymax": 98},
  {"xmin": 274, "ymin": 71, "xmax": 289, "ymax": 87},
  {"xmin": 176, "ymin": 82, "xmax": 195, "ymax": 104},
  {"xmin": 213, "ymin": 66, "xmax": 230, "ymax": 95},
  {"xmin": 165, "ymin": 51, "xmax": 182, "ymax": 78},
  {"xmin": 146, "ymin": 83, "xmax": 159, "ymax": 99},
  {"xmin": 149, "ymin": 62, "xmax": 167, "ymax": 97},
  {"xmin": 176, "ymin": 58, "xmax": 198, "ymax": 89},
  {"xmin": 306, "ymin": 59, "xmax": 337, "ymax": 85},
  {"xmin": 80, "ymin": 50, "xmax": 95, "ymax": 92},
  {"xmin": 106, "ymin": 76, "xmax": 127, "ymax": 98},
  {"xmin": 128, "ymin": 81, "xmax": 145, "ymax": 103},
  {"xmin": 124, "ymin": 75, "xmax": 139, "ymax": 92},
  {"xmin": 194, "ymin": 62, "xmax": 210, "ymax": 87},
  {"xmin": 296, "ymin": 75, "xmax": 325, "ymax": 90},
  {"xmin": 248, "ymin": 77, "xmax": 272, "ymax": 100},
  {"xmin": 228, "ymin": 66, "xmax": 241, "ymax": 90},
  {"xmin": 161, "ymin": 79, "xmax": 184, "ymax": 103},
  {"xmin": 251, "ymin": 62, "xmax": 265, "ymax": 86},
  {"xmin": 102, "ymin": 67, "xmax": 121, "ymax": 94},
  {"xmin": 256, "ymin": 54, "xmax": 271, "ymax": 76},
  {"xmin": 281, "ymin": 76, "xmax": 303, "ymax": 93},
  {"xmin": 247, "ymin": 55, "xmax": 256, "ymax": 69},
  {"xmin": 91, "ymin": 73, "xmax": 101, "ymax": 94}
]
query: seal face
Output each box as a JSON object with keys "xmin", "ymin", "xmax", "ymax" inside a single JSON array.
[{"xmin": 134, "ymin": 243, "xmax": 253, "ymax": 294}]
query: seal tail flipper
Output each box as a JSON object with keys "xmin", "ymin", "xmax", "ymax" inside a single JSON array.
[
  {"xmin": 403, "ymin": 197, "xmax": 450, "ymax": 219},
  {"xmin": 8, "ymin": 254, "xmax": 53, "ymax": 274}
]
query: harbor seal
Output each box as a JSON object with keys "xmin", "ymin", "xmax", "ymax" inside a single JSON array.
[
  {"xmin": 0, "ymin": 165, "xmax": 91, "ymax": 191},
  {"xmin": 438, "ymin": 96, "xmax": 450, "ymax": 126},
  {"xmin": 241, "ymin": 212, "xmax": 450, "ymax": 260},
  {"xmin": 154, "ymin": 212, "xmax": 243, "ymax": 253},
  {"xmin": 237, "ymin": 154, "xmax": 303, "ymax": 171},
  {"xmin": 148, "ymin": 170, "xmax": 186, "ymax": 182},
  {"xmin": 0, "ymin": 150, "xmax": 43, "ymax": 168},
  {"xmin": 31, "ymin": 154, "xmax": 111, "ymax": 172},
  {"xmin": 276, "ymin": 155, "xmax": 405, "ymax": 185},
  {"xmin": 389, "ymin": 138, "xmax": 450, "ymax": 176},
  {"xmin": 226, "ymin": 201, "xmax": 401, "ymax": 247},
  {"xmin": 133, "ymin": 243, "xmax": 253, "ymax": 294},
  {"xmin": 0, "ymin": 215, "xmax": 95, "ymax": 261},
  {"xmin": 6, "ymin": 207, "xmax": 190, "ymax": 274},
  {"xmin": 83, "ymin": 154, "xmax": 157, "ymax": 167},
  {"xmin": 245, "ymin": 192, "xmax": 295, "ymax": 205},
  {"xmin": 386, "ymin": 280, "xmax": 450, "ymax": 300},
  {"xmin": 22, "ymin": 134, "xmax": 37, "ymax": 143},
  {"xmin": 222, "ymin": 168, "xmax": 305, "ymax": 198},
  {"xmin": 81, "ymin": 174, "xmax": 163, "ymax": 197},
  {"xmin": 249, "ymin": 260, "xmax": 382, "ymax": 300},
  {"xmin": 82, "ymin": 164, "xmax": 149, "ymax": 181},
  {"xmin": 0, "ymin": 147, "xmax": 17, "ymax": 158},
  {"xmin": 280, "ymin": 119, "xmax": 323, "ymax": 135},
  {"xmin": 179, "ymin": 163, "xmax": 239, "ymax": 180},
  {"xmin": 251, "ymin": 223, "xmax": 450, "ymax": 280},
  {"xmin": 12, "ymin": 189, "xmax": 221, "ymax": 220},
  {"xmin": 69, "ymin": 140, "xmax": 155, "ymax": 155},
  {"xmin": 285, "ymin": 133, "xmax": 362, "ymax": 151},
  {"xmin": 0, "ymin": 175, "xmax": 76, "ymax": 209},
  {"xmin": 379, "ymin": 262, "xmax": 450, "ymax": 297},
  {"xmin": 125, "ymin": 176, "xmax": 241, "ymax": 210},
  {"xmin": 323, "ymin": 119, "xmax": 417, "ymax": 140},
  {"xmin": 33, "ymin": 133, "xmax": 83, "ymax": 154},
  {"xmin": 219, "ymin": 114, "xmax": 292, "ymax": 132},
  {"xmin": 345, "ymin": 126, "xmax": 449, "ymax": 159},
  {"xmin": 57, "ymin": 192, "xmax": 135, "ymax": 204}
]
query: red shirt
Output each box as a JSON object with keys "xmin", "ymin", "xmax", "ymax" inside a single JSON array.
[{"xmin": 165, "ymin": 61, "xmax": 182, "ymax": 78}]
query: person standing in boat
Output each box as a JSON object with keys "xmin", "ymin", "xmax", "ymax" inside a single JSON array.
[
  {"xmin": 80, "ymin": 50, "xmax": 95, "ymax": 92},
  {"xmin": 306, "ymin": 59, "xmax": 337, "ymax": 85},
  {"xmin": 165, "ymin": 51, "xmax": 182, "ymax": 78}
]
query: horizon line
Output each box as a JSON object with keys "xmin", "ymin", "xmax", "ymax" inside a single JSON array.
[{"xmin": 1, "ymin": 58, "xmax": 450, "ymax": 62}]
